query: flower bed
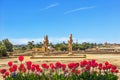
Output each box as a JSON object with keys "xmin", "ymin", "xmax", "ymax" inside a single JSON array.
[{"xmin": 0, "ymin": 56, "xmax": 119, "ymax": 80}]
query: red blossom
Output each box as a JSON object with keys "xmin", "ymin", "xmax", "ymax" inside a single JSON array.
[
  {"xmin": 85, "ymin": 65, "xmax": 91, "ymax": 71},
  {"xmin": 18, "ymin": 55, "xmax": 24, "ymax": 62},
  {"xmin": 18, "ymin": 64, "xmax": 26, "ymax": 72},
  {"xmin": 35, "ymin": 64, "xmax": 40, "ymax": 69},
  {"xmin": 98, "ymin": 63, "xmax": 103, "ymax": 67},
  {"xmin": 22, "ymin": 68, "xmax": 26, "ymax": 73},
  {"xmin": 105, "ymin": 61, "xmax": 109, "ymax": 66},
  {"xmin": 8, "ymin": 61, "xmax": 13, "ymax": 67},
  {"xmin": 111, "ymin": 69, "xmax": 115, "ymax": 73},
  {"xmin": 0, "ymin": 69, "xmax": 6, "ymax": 74},
  {"xmin": 61, "ymin": 64, "xmax": 66, "ymax": 70},
  {"xmin": 31, "ymin": 66, "xmax": 35, "ymax": 72},
  {"xmin": 27, "ymin": 66, "xmax": 31, "ymax": 70},
  {"xmin": 91, "ymin": 59, "xmax": 96, "ymax": 64},
  {"xmin": 32, "ymin": 64, "xmax": 36, "ymax": 67},
  {"xmin": 98, "ymin": 67, "xmax": 102, "ymax": 70},
  {"xmin": 9, "ymin": 67, "xmax": 14, "ymax": 73},
  {"xmin": 80, "ymin": 60, "xmax": 87, "ymax": 67},
  {"xmin": 68, "ymin": 62, "xmax": 75, "ymax": 69},
  {"xmin": 5, "ymin": 72, "xmax": 9, "ymax": 76},
  {"xmin": 74, "ymin": 63, "xmax": 79, "ymax": 68},
  {"xmin": 77, "ymin": 70, "xmax": 81, "ymax": 74},
  {"xmin": 115, "ymin": 69, "xmax": 119, "ymax": 73},
  {"xmin": 36, "ymin": 68, "xmax": 42, "ymax": 72},
  {"xmin": 41, "ymin": 63, "xmax": 49, "ymax": 69},
  {"xmin": 26, "ymin": 61, "xmax": 32, "ymax": 66},
  {"xmin": 50, "ymin": 63, "xmax": 55, "ymax": 69},
  {"xmin": 103, "ymin": 66, "xmax": 107, "ymax": 70},
  {"xmin": 106, "ymin": 64, "xmax": 112, "ymax": 69},
  {"xmin": 71, "ymin": 69, "xmax": 76, "ymax": 73},
  {"xmin": 55, "ymin": 62, "xmax": 61, "ymax": 68},
  {"xmin": 13, "ymin": 64, "xmax": 17, "ymax": 71},
  {"xmin": 112, "ymin": 65, "xmax": 117, "ymax": 70}
]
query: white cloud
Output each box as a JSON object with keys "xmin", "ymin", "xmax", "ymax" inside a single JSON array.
[
  {"xmin": 40, "ymin": 3, "xmax": 59, "ymax": 10},
  {"xmin": 64, "ymin": 6, "xmax": 96, "ymax": 14},
  {"xmin": 9, "ymin": 37, "xmax": 96, "ymax": 45},
  {"xmin": 10, "ymin": 38, "xmax": 43, "ymax": 45}
]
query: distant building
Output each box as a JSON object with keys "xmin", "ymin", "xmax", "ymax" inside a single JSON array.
[{"xmin": 98, "ymin": 42, "xmax": 120, "ymax": 52}]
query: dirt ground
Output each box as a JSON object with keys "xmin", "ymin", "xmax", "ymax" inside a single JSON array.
[{"xmin": 0, "ymin": 54, "xmax": 120, "ymax": 80}]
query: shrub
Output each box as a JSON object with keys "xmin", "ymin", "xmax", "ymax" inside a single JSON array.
[{"xmin": 0, "ymin": 45, "xmax": 7, "ymax": 57}]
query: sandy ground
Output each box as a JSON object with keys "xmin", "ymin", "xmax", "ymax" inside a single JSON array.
[{"xmin": 0, "ymin": 54, "xmax": 120, "ymax": 80}]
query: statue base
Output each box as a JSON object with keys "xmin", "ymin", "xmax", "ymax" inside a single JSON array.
[
  {"xmin": 44, "ymin": 52, "xmax": 49, "ymax": 56},
  {"xmin": 68, "ymin": 52, "xmax": 72, "ymax": 55}
]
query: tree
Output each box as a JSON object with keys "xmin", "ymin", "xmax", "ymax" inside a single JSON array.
[
  {"xmin": 54, "ymin": 43, "xmax": 67, "ymax": 51},
  {"xmin": 2, "ymin": 39, "xmax": 13, "ymax": 52},
  {"xmin": 35, "ymin": 42, "xmax": 43, "ymax": 48},
  {"xmin": 0, "ymin": 41, "xmax": 7, "ymax": 57},
  {"xmin": 27, "ymin": 41, "xmax": 35, "ymax": 49},
  {"xmin": 21, "ymin": 46, "xmax": 27, "ymax": 50}
]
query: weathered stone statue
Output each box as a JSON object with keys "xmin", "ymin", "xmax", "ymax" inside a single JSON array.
[
  {"xmin": 68, "ymin": 34, "xmax": 73, "ymax": 55},
  {"xmin": 43, "ymin": 35, "xmax": 49, "ymax": 54}
]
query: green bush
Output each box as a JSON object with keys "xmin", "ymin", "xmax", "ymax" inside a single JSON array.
[{"xmin": 0, "ymin": 45, "xmax": 7, "ymax": 57}]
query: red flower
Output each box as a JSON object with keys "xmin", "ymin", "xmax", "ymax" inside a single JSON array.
[
  {"xmin": 35, "ymin": 64, "xmax": 40, "ymax": 69},
  {"xmin": 55, "ymin": 62, "xmax": 61, "ymax": 68},
  {"xmin": 77, "ymin": 70, "xmax": 81, "ymax": 74},
  {"xmin": 112, "ymin": 65, "xmax": 117, "ymax": 70},
  {"xmin": 0, "ymin": 69, "xmax": 6, "ymax": 74},
  {"xmin": 103, "ymin": 66, "xmax": 107, "ymax": 70},
  {"xmin": 36, "ymin": 68, "xmax": 42, "ymax": 72},
  {"xmin": 8, "ymin": 61, "xmax": 13, "ymax": 67},
  {"xmin": 111, "ymin": 69, "xmax": 115, "ymax": 73},
  {"xmin": 80, "ymin": 60, "xmax": 87, "ymax": 67},
  {"xmin": 26, "ymin": 61, "xmax": 32, "ymax": 66},
  {"xmin": 5, "ymin": 72, "xmax": 9, "ymax": 76},
  {"xmin": 61, "ymin": 64, "xmax": 66, "ymax": 70},
  {"xmin": 41, "ymin": 63, "xmax": 49, "ymax": 69},
  {"xmin": 9, "ymin": 67, "xmax": 14, "ymax": 73},
  {"xmin": 91, "ymin": 59, "xmax": 96, "ymax": 63},
  {"xmin": 68, "ymin": 62, "xmax": 75, "ymax": 69},
  {"xmin": 18, "ymin": 55, "xmax": 24, "ymax": 62},
  {"xmin": 49, "ymin": 63, "xmax": 55, "ymax": 69},
  {"xmin": 106, "ymin": 64, "xmax": 112, "ymax": 69},
  {"xmin": 74, "ymin": 63, "xmax": 79, "ymax": 68},
  {"xmin": 115, "ymin": 70, "xmax": 119, "ymax": 73},
  {"xmin": 85, "ymin": 65, "xmax": 91, "ymax": 71},
  {"xmin": 13, "ymin": 64, "xmax": 17, "ymax": 71},
  {"xmin": 105, "ymin": 61, "xmax": 109, "ymax": 66},
  {"xmin": 71, "ymin": 69, "xmax": 76, "ymax": 73},
  {"xmin": 22, "ymin": 68, "xmax": 26, "ymax": 73},
  {"xmin": 91, "ymin": 62, "xmax": 98, "ymax": 68},
  {"xmin": 98, "ymin": 67, "xmax": 102, "ymax": 70},
  {"xmin": 32, "ymin": 64, "xmax": 36, "ymax": 67},
  {"xmin": 31, "ymin": 66, "xmax": 35, "ymax": 72},
  {"xmin": 18, "ymin": 64, "xmax": 25, "ymax": 72},
  {"xmin": 98, "ymin": 63, "xmax": 103, "ymax": 67}
]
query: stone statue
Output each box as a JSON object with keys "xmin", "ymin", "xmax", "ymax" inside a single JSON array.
[
  {"xmin": 43, "ymin": 35, "xmax": 49, "ymax": 54},
  {"xmin": 68, "ymin": 34, "xmax": 73, "ymax": 54}
]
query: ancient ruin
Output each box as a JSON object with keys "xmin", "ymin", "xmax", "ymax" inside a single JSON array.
[
  {"xmin": 68, "ymin": 34, "xmax": 73, "ymax": 55},
  {"xmin": 43, "ymin": 35, "xmax": 49, "ymax": 54}
]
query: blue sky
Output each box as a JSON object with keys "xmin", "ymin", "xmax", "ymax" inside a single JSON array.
[{"xmin": 0, "ymin": 0, "xmax": 120, "ymax": 44}]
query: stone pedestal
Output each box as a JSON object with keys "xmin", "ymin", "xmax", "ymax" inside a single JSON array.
[{"xmin": 68, "ymin": 52, "xmax": 72, "ymax": 55}]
